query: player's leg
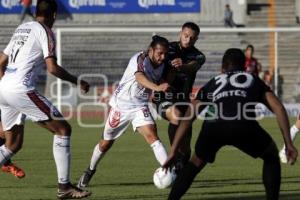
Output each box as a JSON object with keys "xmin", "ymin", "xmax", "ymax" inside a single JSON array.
[
  {"xmin": 77, "ymin": 139, "xmax": 115, "ymax": 188},
  {"xmin": 260, "ymin": 141, "xmax": 280, "ymax": 200},
  {"xmin": 137, "ymin": 124, "xmax": 168, "ymax": 165},
  {"xmin": 78, "ymin": 108, "xmax": 130, "ymax": 188},
  {"xmin": 233, "ymin": 122, "xmax": 279, "ymax": 200},
  {"xmin": 165, "ymin": 105, "xmax": 192, "ymax": 171},
  {"xmin": 279, "ymin": 115, "xmax": 300, "ymax": 163},
  {"xmin": 168, "ymin": 154, "xmax": 206, "ymax": 200},
  {"xmin": 15, "ymin": 90, "xmax": 91, "ymax": 199},
  {"xmin": 0, "ymin": 124, "xmax": 25, "ymax": 178}
]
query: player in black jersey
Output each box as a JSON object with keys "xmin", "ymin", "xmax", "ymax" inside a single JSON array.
[
  {"xmin": 163, "ymin": 48, "xmax": 298, "ymax": 200},
  {"xmin": 153, "ymin": 22, "xmax": 205, "ymax": 171}
]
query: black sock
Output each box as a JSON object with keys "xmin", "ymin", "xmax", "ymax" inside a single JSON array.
[
  {"xmin": 168, "ymin": 162, "xmax": 202, "ymax": 200},
  {"xmin": 0, "ymin": 138, "xmax": 11, "ymax": 166},
  {"xmin": 168, "ymin": 123, "xmax": 178, "ymax": 145},
  {"xmin": 263, "ymin": 156, "xmax": 281, "ymax": 200}
]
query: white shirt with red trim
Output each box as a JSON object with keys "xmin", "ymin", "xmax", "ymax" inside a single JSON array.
[
  {"xmin": 109, "ymin": 52, "xmax": 165, "ymax": 110},
  {"xmin": 1, "ymin": 21, "xmax": 56, "ymax": 92}
]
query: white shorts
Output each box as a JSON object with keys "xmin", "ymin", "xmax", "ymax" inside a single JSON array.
[
  {"xmin": 103, "ymin": 106, "xmax": 155, "ymax": 140},
  {"xmin": 0, "ymin": 89, "xmax": 62, "ymax": 131}
]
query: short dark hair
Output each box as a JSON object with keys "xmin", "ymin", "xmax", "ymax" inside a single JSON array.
[
  {"xmin": 222, "ymin": 48, "xmax": 245, "ymax": 71},
  {"xmin": 150, "ymin": 35, "xmax": 169, "ymax": 49},
  {"xmin": 182, "ymin": 22, "xmax": 200, "ymax": 35},
  {"xmin": 246, "ymin": 44, "xmax": 254, "ymax": 52},
  {"xmin": 36, "ymin": 0, "xmax": 57, "ymax": 17}
]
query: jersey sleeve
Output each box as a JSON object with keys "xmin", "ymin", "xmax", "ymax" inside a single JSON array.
[
  {"xmin": 135, "ymin": 52, "xmax": 147, "ymax": 73},
  {"xmin": 188, "ymin": 48, "xmax": 206, "ymax": 66},
  {"xmin": 38, "ymin": 23, "xmax": 56, "ymax": 59},
  {"xmin": 3, "ymin": 37, "xmax": 14, "ymax": 56}
]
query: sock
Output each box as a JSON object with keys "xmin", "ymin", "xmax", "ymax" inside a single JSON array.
[
  {"xmin": 0, "ymin": 138, "xmax": 12, "ymax": 166},
  {"xmin": 89, "ymin": 144, "xmax": 105, "ymax": 171},
  {"xmin": 168, "ymin": 123, "xmax": 178, "ymax": 145},
  {"xmin": 53, "ymin": 135, "xmax": 71, "ymax": 184},
  {"xmin": 263, "ymin": 155, "xmax": 281, "ymax": 200},
  {"xmin": 290, "ymin": 125, "xmax": 299, "ymax": 142},
  {"xmin": 0, "ymin": 145, "xmax": 14, "ymax": 167},
  {"xmin": 151, "ymin": 140, "xmax": 168, "ymax": 166},
  {"xmin": 282, "ymin": 125, "xmax": 299, "ymax": 151},
  {"xmin": 168, "ymin": 162, "xmax": 201, "ymax": 200}
]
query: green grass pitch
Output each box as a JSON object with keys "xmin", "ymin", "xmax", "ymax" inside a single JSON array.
[{"xmin": 0, "ymin": 118, "xmax": 300, "ymax": 200}]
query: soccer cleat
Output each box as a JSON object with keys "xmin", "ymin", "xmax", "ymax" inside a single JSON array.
[
  {"xmin": 77, "ymin": 168, "xmax": 96, "ymax": 189},
  {"xmin": 57, "ymin": 184, "xmax": 91, "ymax": 199},
  {"xmin": 1, "ymin": 163, "xmax": 25, "ymax": 178},
  {"xmin": 279, "ymin": 148, "xmax": 288, "ymax": 164}
]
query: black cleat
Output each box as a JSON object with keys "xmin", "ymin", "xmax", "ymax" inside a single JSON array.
[
  {"xmin": 57, "ymin": 183, "xmax": 91, "ymax": 199},
  {"xmin": 77, "ymin": 168, "xmax": 96, "ymax": 189}
]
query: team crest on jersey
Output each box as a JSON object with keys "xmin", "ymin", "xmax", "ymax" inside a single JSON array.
[{"xmin": 108, "ymin": 110, "xmax": 121, "ymax": 128}]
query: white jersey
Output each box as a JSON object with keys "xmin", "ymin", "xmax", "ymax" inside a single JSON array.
[
  {"xmin": 109, "ymin": 52, "xmax": 165, "ymax": 110},
  {"xmin": 1, "ymin": 21, "xmax": 56, "ymax": 92}
]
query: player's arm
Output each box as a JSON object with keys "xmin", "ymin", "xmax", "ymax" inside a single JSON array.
[
  {"xmin": 264, "ymin": 91, "xmax": 298, "ymax": 164},
  {"xmin": 135, "ymin": 71, "xmax": 169, "ymax": 92},
  {"xmin": 171, "ymin": 53, "xmax": 206, "ymax": 73},
  {"xmin": 0, "ymin": 53, "xmax": 8, "ymax": 79},
  {"xmin": 45, "ymin": 57, "xmax": 89, "ymax": 93}
]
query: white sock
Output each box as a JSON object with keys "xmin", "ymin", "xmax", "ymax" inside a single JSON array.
[
  {"xmin": 89, "ymin": 144, "xmax": 105, "ymax": 170},
  {"xmin": 282, "ymin": 125, "xmax": 299, "ymax": 151},
  {"xmin": 0, "ymin": 145, "xmax": 13, "ymax": 166},
  {"xmin": 53, "ymin": 135, "xmax": 71, "ymax": 184},
  {"xmin": 290, "ymin": 125, "xmax": 299, "ymax": 142},
  {"xmin": 151, "ymin": 140, "xmax": 168, "ymax": 166}
]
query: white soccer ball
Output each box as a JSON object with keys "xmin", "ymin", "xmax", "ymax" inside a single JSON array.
[{"xmin": 153, "ymin": 167, "xmax": 176, "ymax": 189}]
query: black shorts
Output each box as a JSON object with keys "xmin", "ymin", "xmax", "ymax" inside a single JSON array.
[{"xmin": 195, "ymin": 121, "xmax": 273, "ymax": 163}]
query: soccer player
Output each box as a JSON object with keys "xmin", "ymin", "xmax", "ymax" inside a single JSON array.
[
  {"xmin": 77, "ymin": 35, "xmax": 170, "ymax": 188},
  {"xmin": 279, "ymin": 117, "xmax": 300, "ymax": 163},
  {"xmin": 163, "ymin": 48, "xmax": 298, "ymax": 200},
  {"xmin": 153, "ymin": 22, "xmax": 205, "ymax": 171},
  {"xmin": 0, "ymin": 0, "xmax": 91, "ymax": 199},
  {"xmin": 0, "ymin": 111, "xmax": 25, "ymax": 178},
  {"xmin": 244, "ymin": 44, "xmax": 262, "ymax": 76}
]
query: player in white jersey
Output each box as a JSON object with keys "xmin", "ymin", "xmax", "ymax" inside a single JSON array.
[
  {"xmin": 0, "ymin": 0, "xmax": 91, "ymax": 199},
  {"xmin": 77, "ymin": 36, "xmax": 170, "ymax": 188}
]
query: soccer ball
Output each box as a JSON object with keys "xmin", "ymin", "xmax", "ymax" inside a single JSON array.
[{"xmin": 153, "ymin": 167, "xmax": 176, "ymax": 189}]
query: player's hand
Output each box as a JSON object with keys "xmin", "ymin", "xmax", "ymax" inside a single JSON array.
[
  {"xmin": 162, "ymin": 152, "xmax": 176, "ymax": 172},
  {"xmin": 171, "ymin": 58, "xmax": 183, "ymax": 69},
  {"xmin": 286, "ymin": 144, "xmax": 298, "ymax": 165},
  {"xmin": 80, "ymin": 80, "xmax": 90, "ymax": 94},
  {"xmin": 156, "ymin": 83, "xmax": 170, "ymax": 92}
]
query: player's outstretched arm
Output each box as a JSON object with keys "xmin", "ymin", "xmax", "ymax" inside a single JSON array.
[
  {"xmin": 264, "ymin": 91, "xmax": 298, "ymax": 164},
  {"xmin": 0, "ymin": 53, "xmax": 8, "ymax": 78},
  {"xmin": 45, "ymin": 57, "xmax": 89, "ymax": 93},
  {"xmin": 135, "ymin": 72, "xmax": 169, "ymax": 92}
]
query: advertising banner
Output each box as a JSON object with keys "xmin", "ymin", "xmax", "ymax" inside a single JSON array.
[{"xmin": 0, "ymin": 0, "xmax": 200, "ymax": 14}]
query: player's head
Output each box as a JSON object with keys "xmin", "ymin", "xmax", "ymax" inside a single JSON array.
[
  {"xmin": 245, "ymin": 44, "xmax": 254, "ymax": 58},
  {"xmin": 36, "ymin": 0, "xmax": 57, "ymax": 28},
  {"xmin": 148, "ymin": 35, "xmax": 169, "ymax": 67},
  {"xmin": 222, "ymin": 48, "xmax": 245, "ymax": 72},
  {"xmin": 179, "ymin": 22, "xmax": 199, "ymax": 49}
]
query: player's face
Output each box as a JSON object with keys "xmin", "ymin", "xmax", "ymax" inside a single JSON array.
[
  {"xmin": 149, "ymin": 44, "xmax": 168, "ymax": 67},
  {"xmin": 245, "ymin": 48, "xmax": 253, "ymax": 58},
  {"xmin": 179, "ymin": 27, "xmax": 198, "ymax": 49}
]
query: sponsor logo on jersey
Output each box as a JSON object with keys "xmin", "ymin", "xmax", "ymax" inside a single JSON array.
[
  {"xmin": 138, "ymin": 0, "xmax": 175, "ymax": 9},
  {"xmin": 69, "ymin": 0, "xmax": 106, "ymax": 9},
  {"xmin": 108, "ymin": 110, "xmax": 120, "ymax": 128}
]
